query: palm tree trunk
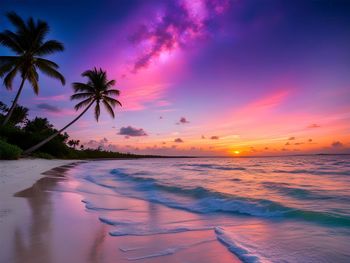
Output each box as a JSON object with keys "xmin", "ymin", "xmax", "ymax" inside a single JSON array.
[
  {"xmin": 23, "ymin": 100, "xmax": 95, "ymax": 155},
  {"xmin": 1, "ymin": 77, "xmax": 26, "ymax": 127}
]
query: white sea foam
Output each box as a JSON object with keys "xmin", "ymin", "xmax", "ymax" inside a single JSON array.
[{"xmin": 215, "ymin": 227, "xmax": 266, "ymax": 263}]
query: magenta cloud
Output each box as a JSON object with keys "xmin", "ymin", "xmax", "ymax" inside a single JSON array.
[
  {"xmin": 129, "ymin": 0, "xmax": 230, "ymax": 72},
  {"xmin": 36, "ymin": 103, "xmax": 61, "ymax": 113},
  {"xmin": 178, "ymin": 117, "xmax": 190, "ymax": 124},
  {"xmin": 118, "ymin": 126, "xmax": 148, "ymax": 137}
]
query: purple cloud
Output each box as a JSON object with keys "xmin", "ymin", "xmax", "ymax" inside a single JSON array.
[
  {"xmin": 36, "ymin": 103, "xmax": 60, "ymax": 113},
  {"xmin": 118, "ymin": 126, "xmax": 148, "ymax": 137},
  {"xmin": 210, "ymin": 136, "xmax": 219, "ymax": 140},
  {"xmin": 177, "ymin": 117, "xmax": 190, "ymax": 124},
  {"xmin": 174, "ymin": 138, "xmax": 184, "ymax": 143},
  {"xmin": 129, "ymin": 0, "xmax": 231, "ymax": 72},
  {"xmin": 331, "ymin": 141, "xmax": 343, "ymax": 148}
]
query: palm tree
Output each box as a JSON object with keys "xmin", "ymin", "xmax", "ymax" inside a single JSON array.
[
  {"xmin": 68, "ymin": 139, "xmax": 80, "ymax": 149},
  {"xmin": 23, "ymin": 67, "xmax": 121, "ymax": 155},
  {"xmin": 0, "ymin": 12, "xmax": 65, "ymax": 127}
]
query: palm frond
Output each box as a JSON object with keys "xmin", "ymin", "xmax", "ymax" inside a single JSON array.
[
  {"xmin": 0, "ymin": 31, "xmax": 23, "ymax": 54},
  {"xmin": 0, "ymin": 63, "xmax": 15, "ymax": 78},
  {"xmin": 70, "ymin": 92, "xmax": 94, "ymax": 100},
  {"xmin": 103, "ymin": 89, "xmax": 120, "ymax": 96},
  {"xmin": 34, "ymin": 20, "xmax": 50, "ymax": 45},
  {"xmin": 35, "ymin": 40, "xmax": 64, "ymax": 56},
  {"xmin": 27, "ymin": 69, "xmax": 39, "ymax": 94},
  {"xmin": 0, "ymin": 56, "xmax": 20, "ymax": 66},
  {"xmin": 105, "ymin": 79, "xmax": 116, "ymax": 87},
  {"xmin": 74, "ymin": 98, "xmax": 93, "ymax": 111},
  {"xmin": 72, "ymin": 82, "xmax": 94, "ymax": 93},
  {"xmin": 35, "ymin": 60, "xmax": 65, "ymax": 85},
  {"xmin": 103, "ymin": 96, "xmax": 122, "ymax": 107},
  {"xmin": 6, "ymin": 12, "xmax": 26, "ymax": 33},
  {"xmin": 34, "ymin": 58, "xmax": 59, "ymax": 69},
  {"xmin": 3, "ymin": 66, "xmax": 19, "ymax": 90},
  {"xmin": 94, "ymin": 101, "xmax": 101, "ymax": 121},
  {"xmin": 102, "ymin": 100, "xmax": 115, "ymax": 118}
]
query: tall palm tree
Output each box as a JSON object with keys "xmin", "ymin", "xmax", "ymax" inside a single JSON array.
[
  {"xmin": 23, "ymin": 68, "xmax": 121, "ymax": 155},
  {"xmin": 0, "ymin": 12, "xmax": 65, "ymax": 126}
]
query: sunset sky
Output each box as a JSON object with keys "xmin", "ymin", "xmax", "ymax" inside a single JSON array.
[{"xmin": 1, "ymin": 0, "xmax": 349, "ymax": 156}]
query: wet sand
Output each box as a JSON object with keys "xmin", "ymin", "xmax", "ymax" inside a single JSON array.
[{"xmin": 0, "ymin": 161, "xmax": 241, "ymax": 263}]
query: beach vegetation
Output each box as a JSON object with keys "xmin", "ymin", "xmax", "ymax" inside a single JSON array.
[
  {"xmin": 0, "ymin": 12, "xmax": 65, "ymax": 127},
  {"xmin": 0, "ymin": 139, "xmax": 22, "ymax": 159},
  {"xmin": 23, "ymin": 67, "xmax": 121, "ymax": 155}
]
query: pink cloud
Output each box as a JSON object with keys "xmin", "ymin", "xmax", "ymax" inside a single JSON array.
[
  {"xmin": 240, "ymin": 89, "xmax": 290, "ymax": 114},
  {"xmin": 121, "ymin": 83, "xmax": 171, "ymax": 111},
  {"xmin": 34, "ymin": 94, "xmax": 67, "ymax": 101},
  {"xmin": 45, "ymin": 108, "xmax": 76, "ymax": 117}
]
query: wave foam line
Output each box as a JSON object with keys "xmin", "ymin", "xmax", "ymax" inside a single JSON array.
[
  {"xmin": 215, "ymin": 227, "xmax": 267, "ymax": 263},
  {"xmin": 125, "ymin": 238, "xmax": 216, "ymax": 261}
]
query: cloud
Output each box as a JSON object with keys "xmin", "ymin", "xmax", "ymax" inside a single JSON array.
[
  {"xmin": 122, "ymin": 83, "xmax": 170, "ymax": 111},
  {"xmin": 36, "ymin": 103, "xmax": 60, "ymax": 113},
  {"xmin": 177, "ymin": 117, "xmax": 190, "ymax": 124},
  {"xmin": 129, "ymin": 0, "xmax": 231, "ymax": 72},
  {"xmin": 34, "ymin": 94, "xmax": 67, "ymax": 101},
  {"xmin": 84, "ymin": 137, "xmax": 118, "ymax": 151},
  {"xmin": 308, "ymin": 124, "xmax": 321, "ymax": 128},
  {"xmin": 201, "ymin": 135, "xmax": 206, "ymax": 139},
  {"xmin": 331, "ymin": 141, "xmax": 343, "ymax": 148},
  {"xmin": 174, "ymin": 138, "xmax": 184, "ymax": 143},
  {"xmin": 210, "ymin": 136, "xmax": 219, "ymax": 140},
  {"xmin": 288, "ymin": 137, "xmax": 295, "ymax": 140},
  {"xmin": 308, "ymin": 139, "xmax": 313, "ymax": 142},
  {"xmin": 118, "ymin": 126, "xmax": 148, "ymax": 137},
  {"xmin": 285, "ymin": 142, "xmax": 290, "ymax": 146}
]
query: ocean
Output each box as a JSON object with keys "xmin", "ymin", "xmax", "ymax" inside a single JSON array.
[{"xmin": 64, "ymin": 156, "xmax": 350, "ymax": 262}]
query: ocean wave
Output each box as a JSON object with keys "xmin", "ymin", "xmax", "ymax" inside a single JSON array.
[
  {"xmin": 85, "ymin": 169, "xmax": 350, "ymax": 227},
  {"xmin": 215, "ymin": 227, "xmax": 266, "ymax": 263},
  {"xmin": 177, "ymin": 163, "xmax": 246, "ymax": 171},
  {"xmin": 122, "ymin": 238, "xmax": 216, "ymax": 261},
  {"xmin": 262, "ymin": 182, "xmax": 333, "ymax": 200},
  {"xmin": 273, "ymin": 169, "xmax": 350, "ymax": 176},
  {"xmin": 99, "ymin": 217, "xmax": 213, "ymax": 236},
  {"xmin": 82, "ymin": 200, "xmax": 128, "ymax": 211}
]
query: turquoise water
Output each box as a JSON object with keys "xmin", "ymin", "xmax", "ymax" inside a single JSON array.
[{"xmin": 69, "ymin": 156, "xmax": 350, "ymax": 262}]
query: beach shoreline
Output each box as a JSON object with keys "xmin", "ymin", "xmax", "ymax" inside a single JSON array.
[{"xmin": 0, "ymin": 159, "xmax": 241, "ymax": 263}]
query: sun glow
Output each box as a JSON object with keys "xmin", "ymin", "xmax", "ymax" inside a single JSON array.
[{"xmin": 234, "ymin": 150, "xmax": 240, "ymax": 155}]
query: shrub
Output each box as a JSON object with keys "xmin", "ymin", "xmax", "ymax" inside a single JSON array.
[
  {"xmin": 32, "ymin": 152, "xmax": 54, "ymax": 159},
  {"xmin": 0, "ymin": 139, "xmax": 22, "ymax": 160}
]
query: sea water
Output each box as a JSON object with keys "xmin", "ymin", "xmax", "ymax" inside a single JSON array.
[{"xmin": 67, "ymin": 156, "xmax": 350, "ymax": 262}]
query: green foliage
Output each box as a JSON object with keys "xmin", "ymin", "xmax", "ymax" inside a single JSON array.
[
  {"xmin": 0, "ymin": 139, "xmax": 22, "ymax": 159},
  {"xmin": 32, "ymin": 152, "xmax": 54, "ymax": 159},
  {"xmin": 71, "ymin": 67, "xmax": 121, "ymax": 121},
  {"xmin": 0, "ymin": 103, "xmax": 29, "ymax": 126},
  {"xmin": 0, "ymin": 12, "xmax": 65, "ymax": 92},
  {"xmin": 0, "ymin": 101, "xmax": 160, "ymax": 160},
  {"xmin": 64, "ymin": 148, "xmax": 143, "ymax": 159}
]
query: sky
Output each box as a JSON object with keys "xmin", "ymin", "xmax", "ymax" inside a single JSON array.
[{"xmin": 0, "ymin": 0, "xmax": 350, "ymax": 156}]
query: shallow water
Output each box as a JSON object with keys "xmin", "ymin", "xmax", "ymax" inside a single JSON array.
[{"xmin": 64, "ymin": 156, "xmax": 350, "ymax": 262}]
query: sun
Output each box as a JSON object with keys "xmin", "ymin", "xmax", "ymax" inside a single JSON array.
[{"xmin": 233, "ymin": 150, "xmax": 240, "ymax": 155}]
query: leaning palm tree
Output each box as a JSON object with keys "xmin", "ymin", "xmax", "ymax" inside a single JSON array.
[
  {"xmin": 0, "ymin": 12, "xmax": 65, "ymax": 126},
  {"xmin": 23, "ymin": 67, "xmax": 121, "ymax": 155}
]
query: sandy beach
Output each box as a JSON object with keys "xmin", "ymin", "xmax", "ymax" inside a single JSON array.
[{"xmin": 0, "ymin": 159, "xmax": 241, "ymax": 263}]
